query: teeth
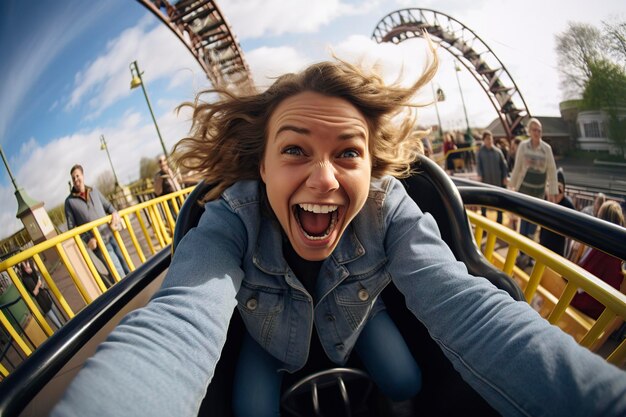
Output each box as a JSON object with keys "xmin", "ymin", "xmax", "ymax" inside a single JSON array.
[{"xmin": 298, "ymin": 203, "xmax": 338, "ymax": 214}]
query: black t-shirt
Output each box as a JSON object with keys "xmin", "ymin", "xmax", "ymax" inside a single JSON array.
[
  {"xmin": 21, "ymin": 270, "xmax": 52, "ymax": 312},
  {"xmin": 282, "ymin": 239, "xmax": 323, "ymax": 302}
]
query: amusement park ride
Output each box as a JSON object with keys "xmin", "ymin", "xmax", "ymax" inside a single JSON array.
[{"xmin": 0, "ymin": 2, "xmax": 625, "ymax": 417}]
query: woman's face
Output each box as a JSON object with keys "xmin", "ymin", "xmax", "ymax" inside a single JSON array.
[{"xmin": 261, "ymin": 91, "xmax": 372, "ymax": 261}]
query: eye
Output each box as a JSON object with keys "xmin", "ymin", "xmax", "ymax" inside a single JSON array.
[
  {"xmin": 281, "ymin": 145, "xmax": 304, "ymax": 156},
  {"xmin": 339, "ymin": 149, "xmax": 360, "ymax": 158}
]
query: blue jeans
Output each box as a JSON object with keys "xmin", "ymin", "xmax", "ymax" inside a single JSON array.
[
  {"xmin": 232, "ymin": 310, "xmax": 421, "ymax": 417},
  {"xmin": 94, "ymin": 237, "xmax": 130, "ymax": 283}
]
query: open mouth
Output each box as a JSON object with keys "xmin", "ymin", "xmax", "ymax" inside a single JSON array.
[{"xmin": 294, "ymin": 203, "xmax": 339, "ymax": 240}]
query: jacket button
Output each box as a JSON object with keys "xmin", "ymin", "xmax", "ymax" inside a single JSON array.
[
  {"xmin": 358, "ymin": 289, "xmax": 369, "ymax": 301},
  {"xmin": 335, "ymin": 343, "xmax": 344, "ymax": 351},
  {"xmin": 246, "ymin": 298, "xmax": 258, "ymax": 310},
  {"xmin": 326, "ymin": 314, "xmax": 335, "ymax": 322}
]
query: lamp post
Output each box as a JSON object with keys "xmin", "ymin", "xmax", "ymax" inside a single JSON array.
[
  {"xmin": 100, "ymin": 135, "xmax": 120, "ymax": 187},
  {"xmin": 129, "ymin": 60, "xmax": 168, "ymax": 157},
  {"xmin": 454, "ymin": 61, "xmax": 472, "ymax": 140}
]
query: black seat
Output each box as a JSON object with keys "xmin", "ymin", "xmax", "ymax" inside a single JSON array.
[{"xmin": 172, "ymin": 154, "xmax": 524, "ymax": 416}]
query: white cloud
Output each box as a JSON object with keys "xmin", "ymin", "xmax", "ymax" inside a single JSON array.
[
  {"xmin": 246, "ymin": 46, "xmax": 311, "ymax": 88},
  {"xmin": 4, "ymin": 0, "xmax": 626, "ymax": 241},
  {"xmin": 220, "ymin": 0, "xmax": 377, "ymax": 39},
  {"xmin": 0, "ymin": 102, "xmax": 195, "ymax": 239},
  {"xmin": 65, "ymin": 17, "xmax": 200, "ymax": 118}
]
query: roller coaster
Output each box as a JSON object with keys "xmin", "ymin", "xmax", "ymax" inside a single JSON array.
[{"xmin": 0, "ymin": 3, "xmax": 624, "ymax": 416}]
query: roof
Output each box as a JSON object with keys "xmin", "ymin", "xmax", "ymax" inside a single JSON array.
[{"xmin": 484, "ymin": 116, "xmax": 570, "ymax": 138}]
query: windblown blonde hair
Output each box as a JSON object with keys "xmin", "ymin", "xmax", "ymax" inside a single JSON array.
[
  {"xmin": 174, "ymin": 41, "xmax": 439, "ymax": 201},
  {"xmin": 598, "ymin": 200, "xmax": 625, "ymax": 227}
]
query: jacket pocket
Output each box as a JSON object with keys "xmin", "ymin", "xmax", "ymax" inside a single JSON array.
[
  {"xmin": 236, "ymin": 281, "xmax": 285, "ymax": 347},
  {"xmin": 333, "ymin": 267, "xmax": 390, "ymax": 330}
]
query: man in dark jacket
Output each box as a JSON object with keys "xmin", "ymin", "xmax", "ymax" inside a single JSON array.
[
  {"xmin": 476, "ymin": 130, "xmax": 508, "ymax": 223},
  {"xmin": 65, "ymin": 164, "xmax": 130, "ymax": 286}
]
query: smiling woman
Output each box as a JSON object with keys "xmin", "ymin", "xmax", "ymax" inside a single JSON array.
[
  {"xmin": 50, "ymin": 31, "xmax": 626, "ymax": 417},
  {"xmin": 261, "ymin": 91, "xmax": 372, "ymax": 261}
]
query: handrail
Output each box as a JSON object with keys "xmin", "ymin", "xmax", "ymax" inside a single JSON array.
[
  {"xmin": 453, "ymin": 181, "xmax": 626, "ymax": 365},
  {"xmin": 0, "ymin": 187, "xmax": 194, "ymax": 378},
  {"xmin": 0, "ymin": 187, "xmax": 193, "ymax": 271},
  {"xmin": 432, "ymin": 145, "xmax": 479, "ymax": 165},
  {"xmin": 453, "ymin": 178, "xmax": 626, "ymax": 261},
  {"xmin": 466, "ymin": 211, "xmax": 626, "ymax": 365},
  {"xmin": 0, "ymin": 249, "xmax": 171, "ymax": 416},
  {"xmin": 0, "ymin": 177, "xmax": 625, "ymax": 415}
]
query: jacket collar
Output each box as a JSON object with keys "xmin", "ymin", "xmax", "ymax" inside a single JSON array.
[
  {"xmin": 70, "ymin": 185, "xmax": 92, "ymax": 201},
  {"xmin": 252, "ymin": 216, "xmax": 365, "ymax": 276}
]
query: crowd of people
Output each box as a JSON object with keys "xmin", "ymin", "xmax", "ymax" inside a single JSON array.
[{"xmin": 440, "ymin": 119, "xmax": 625, "ymax": 331}]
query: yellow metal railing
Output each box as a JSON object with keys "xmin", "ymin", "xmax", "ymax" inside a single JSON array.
[
  {"xmin": 0, "ymin": 187, "xmax": 193, "ymax": 377},
  {"xmin": 467, "ymin": 209, "xmax": 626, "ymax": 367},
  {"xmin": 3, "ymin": 184, "xmax": 625, "ymax": 376},
  {"xmin": 433, "ymin": 146, "xmax": 479, "ymax": 166}
]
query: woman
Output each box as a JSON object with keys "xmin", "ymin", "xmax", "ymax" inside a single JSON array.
[
  {"xmin": 442, "ymin": 132, "xmax": 457, "ymax": 173},
  {"xmin": 52, "ymin": 48, "xmax": 626, "ymax": 417},
  {"xmin": 571, "ymin": 200, "xmax": 626, "ymax": 319},
  {"xmin": 18, "ymin": 260, "xmax": 63, "ymax": 329}
]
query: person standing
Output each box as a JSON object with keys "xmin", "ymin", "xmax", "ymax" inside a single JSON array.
[
  {"xmin": 571, "ymin": 200, "xmax": 626, "ymax": 319},
  {"xmin": 442, "ymin": 132, "xmax": 457, "ymax": 173},
  {"xmin": 581, "ymin": 192, "xmax": 606, "ymax": 217},
  {"xmin": 154, "ymin": 154, "xmax": 183, "ymax": 220},
  {"xmin": 509, "ymin": 118, "xmax": 558, "ymax": 238},
  {"xmin": 65, "ymin": 164, "xmax": 130, "ymax": 286},
  {"xmin": 18, "ymin": 260, "xmax": 64, "ymax": 329},
  {"xmin": 476, "ymin": 130, "xmax": 508, "ymax": 223},
  {"xmin": 507, "ymin": 137, "xmax": 521, "ymax": 174},
  {"xmin": 153, "ymin": 155, "xmax": 182, "ymax": 197}
]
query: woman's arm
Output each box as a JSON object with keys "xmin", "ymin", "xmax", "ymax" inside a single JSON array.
[
  {"xmin": 383, "ymin": 178, "xmax": 626, "ymax": 417},
  {"xmin": 51, "ymin": 198, "xmax": 247, "ymax": 417}
]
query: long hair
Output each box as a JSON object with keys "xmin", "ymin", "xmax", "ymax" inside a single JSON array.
[
  {"xmin": 598, "ymin": 200, "xmax": 625, "ymax": 227},
  {"xmin": 174, "ymin": 40, "xmax": 439, "ymax": 201}
]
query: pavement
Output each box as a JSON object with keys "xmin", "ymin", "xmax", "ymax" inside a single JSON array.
[{"xmin": 554, "ymin": 156, "xmax": 626, "ymax": 196}]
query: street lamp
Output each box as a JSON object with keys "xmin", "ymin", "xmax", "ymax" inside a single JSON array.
[
  {"xmin": 100, "ymin": 135, "xmax": 120, "ymax": 187},
  {"xmin": 129, "ymin": 60, "xmax": 168, "ymax": 157},
  {"xmin": 454, "ymin": 61, "xmax": 473, "ymax": 141}
]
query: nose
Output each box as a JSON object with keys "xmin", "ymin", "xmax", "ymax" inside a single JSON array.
[{"xmin": 306, "ymin": 161, "xmax": 339, "ymax": 193}]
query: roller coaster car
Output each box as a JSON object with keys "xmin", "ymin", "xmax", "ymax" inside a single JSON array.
[{"xmin": 173, "ymin": 155, "xmax": 525, "ymax": 417}]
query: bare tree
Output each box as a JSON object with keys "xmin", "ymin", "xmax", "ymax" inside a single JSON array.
[
  {"xmin": 96, "ymin": 171, "xmax": 116, "ymax": 196},
  {"xmin": 555, "ymin": 22, "xmax": 607, "ymax": 99},
  {"xmin": 139, "ymin": 156, "xmax": 159, "ymax": 180},
  {"xmin": 602, "ymin": 20, "xmax": 626, "ymax": 64}
]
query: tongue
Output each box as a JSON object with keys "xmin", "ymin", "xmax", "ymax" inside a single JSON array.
[{"xmin": 299, "ymin": 210, "xmax": 331, "ymax": 236}]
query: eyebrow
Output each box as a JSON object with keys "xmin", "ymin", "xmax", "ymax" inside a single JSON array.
[
  {"xmin": 275, "ymin": 125, "xmax": 366, "ymax": 141},
  {"xmin": 276, "ymin": 125, "xmax": 310, "ymax": 136}
]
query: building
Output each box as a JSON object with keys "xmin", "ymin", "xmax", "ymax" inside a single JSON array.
[
  {"xmin": 484, "ymin": 101, "xmax": 626, "ymax": 158},
  {"xmin": 484, "ymin": 116, "xmax": 572, "ymax": 155}
]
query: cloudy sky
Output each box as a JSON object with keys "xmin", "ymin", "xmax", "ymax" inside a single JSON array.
[{"xmin": 0, "ymin": 0, "xmax": 624, "ymax": 240}]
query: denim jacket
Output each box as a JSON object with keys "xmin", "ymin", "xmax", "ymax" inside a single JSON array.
[
  {"xmin": 53, "ymin": 176, "xmax": 626, "ymax": 417},
  {"xmin": 229, "ymin": 177, "xmax": 392, "ymax": 371}
]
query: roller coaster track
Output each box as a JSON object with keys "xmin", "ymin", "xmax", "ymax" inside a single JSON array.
[
  {"xmin": 137, "ymin": 0, "xmax": 253, "ymax": 92},
  {"xmin": 373, "ymin": 8, "xmax": 531, "ymax": 138}
]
